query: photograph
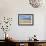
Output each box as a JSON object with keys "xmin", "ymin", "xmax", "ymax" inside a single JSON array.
[{"xmin": 18, "ymin": 14, "xmax": 34, "ymax": 26}]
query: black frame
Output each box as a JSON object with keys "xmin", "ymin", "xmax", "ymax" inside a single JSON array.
[{"xmin": 18, "ymin": 14, "xmax": 34, "ymax": 26}]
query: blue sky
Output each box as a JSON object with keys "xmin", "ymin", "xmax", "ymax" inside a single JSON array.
[{"xmin": 19, "ymin": 15, "xmax": 32, "ymax": 20}]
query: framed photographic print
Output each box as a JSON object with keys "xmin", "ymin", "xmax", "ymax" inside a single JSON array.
[{"xmin": 18, "ymin": 14, "xmax": 34, "ymax": 26}]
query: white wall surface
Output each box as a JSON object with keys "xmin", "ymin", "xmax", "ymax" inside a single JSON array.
[{"xmin": 0, "ymin": 0, "xmax": 46, "ymax": 40}]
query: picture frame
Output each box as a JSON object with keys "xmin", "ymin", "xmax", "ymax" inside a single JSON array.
[{"xmin": 18, "ymin": 14, "xmax": 34, "ymax": 26}]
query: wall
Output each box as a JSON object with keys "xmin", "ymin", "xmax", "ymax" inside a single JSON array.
[{"xmin": 0, "ymin": 0, "xmax": 46, "ymax": 40}]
